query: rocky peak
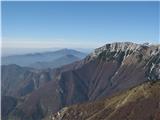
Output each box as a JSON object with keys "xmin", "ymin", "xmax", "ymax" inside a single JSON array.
[
  {"xmin": 50, "ymin": 107, "xmax": 68, "ymax": 120},
  {"xmin": 84, "ymin": 42, "xmax": 160, "ymax": 81},
  {"xmin": 89, "ymin": 42, "xmax": 139, "ymax": 58},
  {"xmin": 85, "ymin": 42, "xmax": 160, "ymax": 62}
]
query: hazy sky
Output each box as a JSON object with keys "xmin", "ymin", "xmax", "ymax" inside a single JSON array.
[{"xmin": 2, "ymin": 1, "xmax": 159, "ymax": 55}]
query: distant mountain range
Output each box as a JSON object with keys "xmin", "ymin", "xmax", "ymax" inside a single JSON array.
[
  {"xmin": 29, "ymin": 54, "xmax": 80, "ymax": 69},
  {"xmin": 1, "ymin": 42, "xmax": 160, "ymax": 120},
  {"xmin": 2, "ymin": 48, "xmax": 87, "ymax": 68}
]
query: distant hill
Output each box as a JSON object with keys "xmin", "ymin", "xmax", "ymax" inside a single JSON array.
[
  {"xmin": 2, "ymin": 48, "xmax": 86, "ymax": 67},
  {"xmin": 29, "ymin": 54, "xmax": 80, "ymax": 69}
]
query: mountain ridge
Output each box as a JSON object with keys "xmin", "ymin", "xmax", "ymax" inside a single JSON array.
[
  {"xmin": 29, "ymin": 54, "xmax": 80, "ymax": 69},
  {"xmin": 2, "ymin": 42, "xmax": 160, "ymax": 120},
  {"xmin": 2, "ymin": 49, "xmax": 86, "ymax": 66},
  {"xmin": 50, "ymin": 81, "xmax": 160, "ymax": 120}
]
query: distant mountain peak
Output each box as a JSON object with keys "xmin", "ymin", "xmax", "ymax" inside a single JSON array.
[
  {"xmin": 2, "ymin": 48, "xmax": 87, "ymax": 66},
  {"xmin": 65, "ymin": 54, "xmax": 78, "ymax": 58}
]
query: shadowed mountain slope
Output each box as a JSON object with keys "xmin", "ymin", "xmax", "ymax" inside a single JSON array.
[
  {"xmin": 51, "ymin": 81, "xmax": 160, "ymax": 120},
  {"xmin": 1, "ymin": 64, "xmax": 58, "ymax": 97}
]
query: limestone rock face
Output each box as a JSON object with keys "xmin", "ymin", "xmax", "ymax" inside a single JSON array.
[{"xmin": 87, "ymin": 42, "xmax": 159, "ymax": 62}]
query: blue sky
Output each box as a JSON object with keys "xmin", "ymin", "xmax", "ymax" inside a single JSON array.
[{"xmin": 2, "ymin": 1, "xmax": 159, "ymax": 55}]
